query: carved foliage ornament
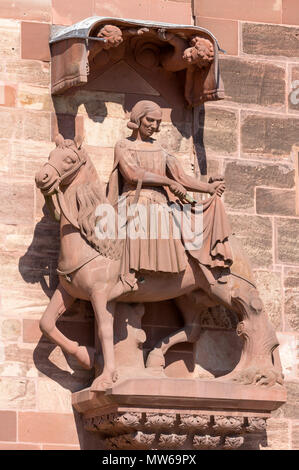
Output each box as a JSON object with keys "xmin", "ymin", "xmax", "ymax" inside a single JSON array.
[
  {"xmin": 49, "ymin": 16, "xmax": 224, "ymax": 107},
  {"xmin": 83, "ymin": 412, "xmax": 267, "ymax": 449}
]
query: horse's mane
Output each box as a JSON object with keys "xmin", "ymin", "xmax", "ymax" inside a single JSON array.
[{"xmin": 75, "ymin": 155, "xmax": 123, "ymax": 260}]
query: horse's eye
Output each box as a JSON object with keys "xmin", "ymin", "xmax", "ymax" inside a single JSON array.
[{"xmin": 65, "ymin": 157, "xmax": 73, "ymax": 164}]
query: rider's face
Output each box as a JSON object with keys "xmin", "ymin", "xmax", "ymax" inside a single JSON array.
[{"xmin": 139, "ymin": 111, "xmax": 162, "ymax": 139}]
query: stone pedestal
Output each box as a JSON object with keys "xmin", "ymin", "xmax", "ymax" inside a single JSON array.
[{"xmin": 72, "ymin": 378, "xmax": 287, "ymax": 450}]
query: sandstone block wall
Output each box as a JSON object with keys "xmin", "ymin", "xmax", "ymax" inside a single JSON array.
[
  {"xmin": 195, "ymin": 0, "xmax": 299, "ymax": 450},
  {"xmin": 0, "ymin": 0, "xmax": 297, "ymax": 450}
]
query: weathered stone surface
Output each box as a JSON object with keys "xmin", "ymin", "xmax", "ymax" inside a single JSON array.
[
  {"xmin": 17, "ymin": 84, "xmax": 53, "ymax": 111},
  {"xmin": 254, "ymin": 271, "xmax": 282, "ymax": 330},
  {"xmin": 261, "ymin": 418, "xmax": 290, "ymax": 450},
  {"xmin": 194, "ymin": 0, "xmax": 282, "ymax": 23},
  {"xmin": 0, "ymin": 19, "xmax": 20, "ymax": 58},
  {"xmin": 0, "ymin": 108, "xmax": 23, "ymax": 140},
  {"xmin": 220, "ymin": 57, "xmax": 286, "ymax": 108},
  {"xmin": 292, "ymin": 422, "xmax": 299, "ymax": 450},
  {"xmin": 276, "ymin": 218, "xmax": 299, "ymax": 265},
  {"xmin": 256, "ymin": 188, "xmax": 296, "ymax": 216},
  {"xmin": 229, "ymin": 214, "xmax": 273, "ymax": 268},
  {"xmin": 280, "ymin": 381, "xmax": 299, "ymax": 419},
  {"xmin": 0, "ymin": 248, "xmax": 53, "ymax": 317},
  {"xmin": 92, "ymin": 0, "xmax": 192, "ymax": 25},
  {"xmin": 195, "ymin": 106, "xmax": 238, "ymax": 156},
  {"xmin": 0, "ymin": 0, "xmax": 51, "ymax": 22},
  {"xmin": 4, "ymin": 60, "xmax": 50, "ymax": 87},
  {"xmin": 0, "ymin": 83, "xmax": 17, "ymax": 107},
  {"xmin": 37, "ymin": 379, "xmax": 73, "ymax": 413},
  {"xmin": 0, "ymin": 411, "xmax": 16, "ymax": 441},
  {"xmin": 0, "ymin": 362, "xmax": 31, "ymax": 378},
  {"xmin": 158, "ymin": 121, "xmax": 192, "ymax": 154},
  {"xmin": 241, "ymin": 112, "xmax": 299, "ymax": 158},
  {"xmin": 0, "ymin": 443, "xmax": 41, "ymax": 449},
  {"xmin": 0, "ymin": 179, "xmax": 34, "ymax": 225},
  {"xmin": 284, "ymin": 269, "xmax": 299, "ymax": 332},
  {"xmin": 21, "ymin": 21, "xmax": 50, "ymax": 61},
  {"xmin": 242, "ymin": 22, "xmax": 299, "ymax": 57},
  {"xmin": 84, "ymin": 116, "xmax": 128, "ymax": 147},
  {"xmin": 0, "ymin": 224, "xmax": 34, "ymax": 254},
  {"xmin": 4, "ymin": 344, "xmax": 35, "ymax": 370},
  {"xmin": 224, "ymin": 160, "xmax": 294, "ymax": 212},
  {"xmin": 52, "ymin": 0, "xmax": 93, "ymax": 25},
  {"xmin": 11, "ymin": 140, "xmax": 52, "ymax": 179},
  {"xmin": 0, "ymin": 319, "xmax": 21, "ymax": 341},
  {"xmin": 0, "ymin": 377, "xmax": 36, "ymax": 409},
  {"xmin": 277, "ymin": 333, "xmax": 298, "ymax": 379},
  {"xmin": 0, "ymin": 140, "xmax": 11, "ymax": 175},
  {"xmin": 282, "ymin": 0, "xmax": 299, "ymax": 26},
  {"xmin": 42, "ymin": 444, "xmax": 80, "ymax": 450},
  {"xmin": 195, "ymin": 17, "xmax": 238, "ymax": 56},
  {"xmin": 19, "ymin": 411, "xmax": 79, "ymax": 444},
  {"xmin": 23, "ymin": 110, "xmax": 51, "ymax": 142}
]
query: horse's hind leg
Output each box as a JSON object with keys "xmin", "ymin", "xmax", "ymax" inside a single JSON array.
[
  {"xmin": 40, "ymin": 283, "xmax": 95, "ymax": 369},
  {"xmin": 146, "ymin": 293, "xmax": 204, "ymax": 370}
]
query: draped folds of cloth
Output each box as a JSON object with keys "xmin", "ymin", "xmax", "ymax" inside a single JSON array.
[
  {"xmin": 51, "ymin": 39, "xmax": 88, "ymax": 94},
  {"xmin": 179, "ymin": 193, "xmax": 233, "ymax": 285},
  {"xmin": 108, "ymin": 152, "xmax": 233, "ymax": 283}
]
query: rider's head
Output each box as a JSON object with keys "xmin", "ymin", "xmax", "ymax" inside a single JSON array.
[{"xmin": 127, "ymin": 101, "xmax": 162, "ymax": 137}]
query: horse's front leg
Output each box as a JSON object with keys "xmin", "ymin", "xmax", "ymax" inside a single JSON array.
[
  {"xmin": 40, "ymin": 283, "xmax": 95, "ymax": 369},
  {"xmin": 89, "ymin": 290, "xmax": 117, "ymax": 392}
]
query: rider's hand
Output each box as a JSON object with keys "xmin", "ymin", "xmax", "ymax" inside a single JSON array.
[
  {"xmin": 209, "ymin": 181, "xmax": 226, "ymax": 197},
  {"xmin": 169, "ymin": 182, "xmax": 187, "ymax": 200},
  {"xmin": 208, "ymin": 175, "xmax": 224, "ymax": 183}
]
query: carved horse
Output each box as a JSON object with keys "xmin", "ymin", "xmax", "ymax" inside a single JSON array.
[{"xmin": 35, "ymin": 135, "xmax": 283, "ymax": 391}]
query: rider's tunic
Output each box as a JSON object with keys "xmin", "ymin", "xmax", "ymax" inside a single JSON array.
[
  {"xmin": 108, "ymin": 137, "xmax": 233, "ymax": 283},
  {"xmin": 117, "ymin": 139, "xmax": 187, "ymax": 274}
]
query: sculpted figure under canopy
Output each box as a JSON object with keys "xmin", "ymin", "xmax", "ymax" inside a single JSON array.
[
  {"xmin": 107, "ymin": 100, "xmax": 232, "ymax": 288},
  {"xmin": 34, "ymin": 100, "xmax": 283, "ymax": 391}
]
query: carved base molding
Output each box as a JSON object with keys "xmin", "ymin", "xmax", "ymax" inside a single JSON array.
[
  {"xmin": 83, "ymin": 411, "xmax": 268, "ymax": 450},
  {"xmin": 72, "ymin": 378, "xmax": 286, "ymax": 450}
]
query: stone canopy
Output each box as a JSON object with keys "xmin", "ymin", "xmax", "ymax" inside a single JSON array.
[{"xmin": 49, "ymin": 16, "xmax": 224, "ymax": 107}]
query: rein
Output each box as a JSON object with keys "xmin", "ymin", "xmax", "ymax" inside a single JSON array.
[{"xmin": 43, "ymin": 145, "xmax": 87, "ymax": 229}]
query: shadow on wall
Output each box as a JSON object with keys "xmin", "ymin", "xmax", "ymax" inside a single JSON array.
[
  {"xmin": 32, "ymin": 337, "xmax": 107, "ymax": 449},
  {"xmin": 18, "ymin": 205, "xmax": 60, "ymax": 299}
]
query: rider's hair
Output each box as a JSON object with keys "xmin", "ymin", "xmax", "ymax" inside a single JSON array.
[{"xmin": 127, "ymin": 100, "xmax": 162, "ymax": 132}]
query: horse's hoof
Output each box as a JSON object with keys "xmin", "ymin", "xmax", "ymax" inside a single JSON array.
[
  {"xmin": 112, "ymin": 371, "xmax": 118, "ymax": 383},
  {"xmin": 146, "ymin": 349, "xmax": 165, "ymax": 368},
  {"xmin": 90, "ymin": 377, "xmax": 113, "ymax": 392},
  {"xmin": 74, "ymin": 346, "xmax": 95, "ymax": 370}
]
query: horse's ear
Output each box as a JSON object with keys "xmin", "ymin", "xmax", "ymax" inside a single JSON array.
[
  {"xmin": 74, "ymin": 135, "xmax": 84, "ymax": 150},
  {"xmin": 55, "ymin": 133, "xmax": 65, "ymax": 148}
]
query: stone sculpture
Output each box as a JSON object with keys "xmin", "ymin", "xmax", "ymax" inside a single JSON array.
[
  {"xmin": 35, "ymin": 100, "xmax": 283, "ymax": 394},
  {"xmin": 50, "ymin": 18, "xmax": 223, "ymax": 106}
]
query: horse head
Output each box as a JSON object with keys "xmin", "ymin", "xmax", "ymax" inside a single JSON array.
[
  {"xmin": 35, "ymin": 134, "xmax": 86, "ymax": 196},
  {"xmin": 35, "ymin": 134, "xmax": 120, "ymax": 258}
]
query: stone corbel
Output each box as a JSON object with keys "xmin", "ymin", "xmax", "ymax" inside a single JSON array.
[{"xmin": 49, "ymin": 16, "xmax": 224, "ymax": 107}]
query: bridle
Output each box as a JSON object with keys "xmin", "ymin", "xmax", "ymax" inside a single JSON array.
[
  {"xmin": 43, "ymin": 144, "xmax": 87, "ymax": 230},
  {"xmin": 46, "ymin": 145, "xmax": 87, "ymax": 186}
]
